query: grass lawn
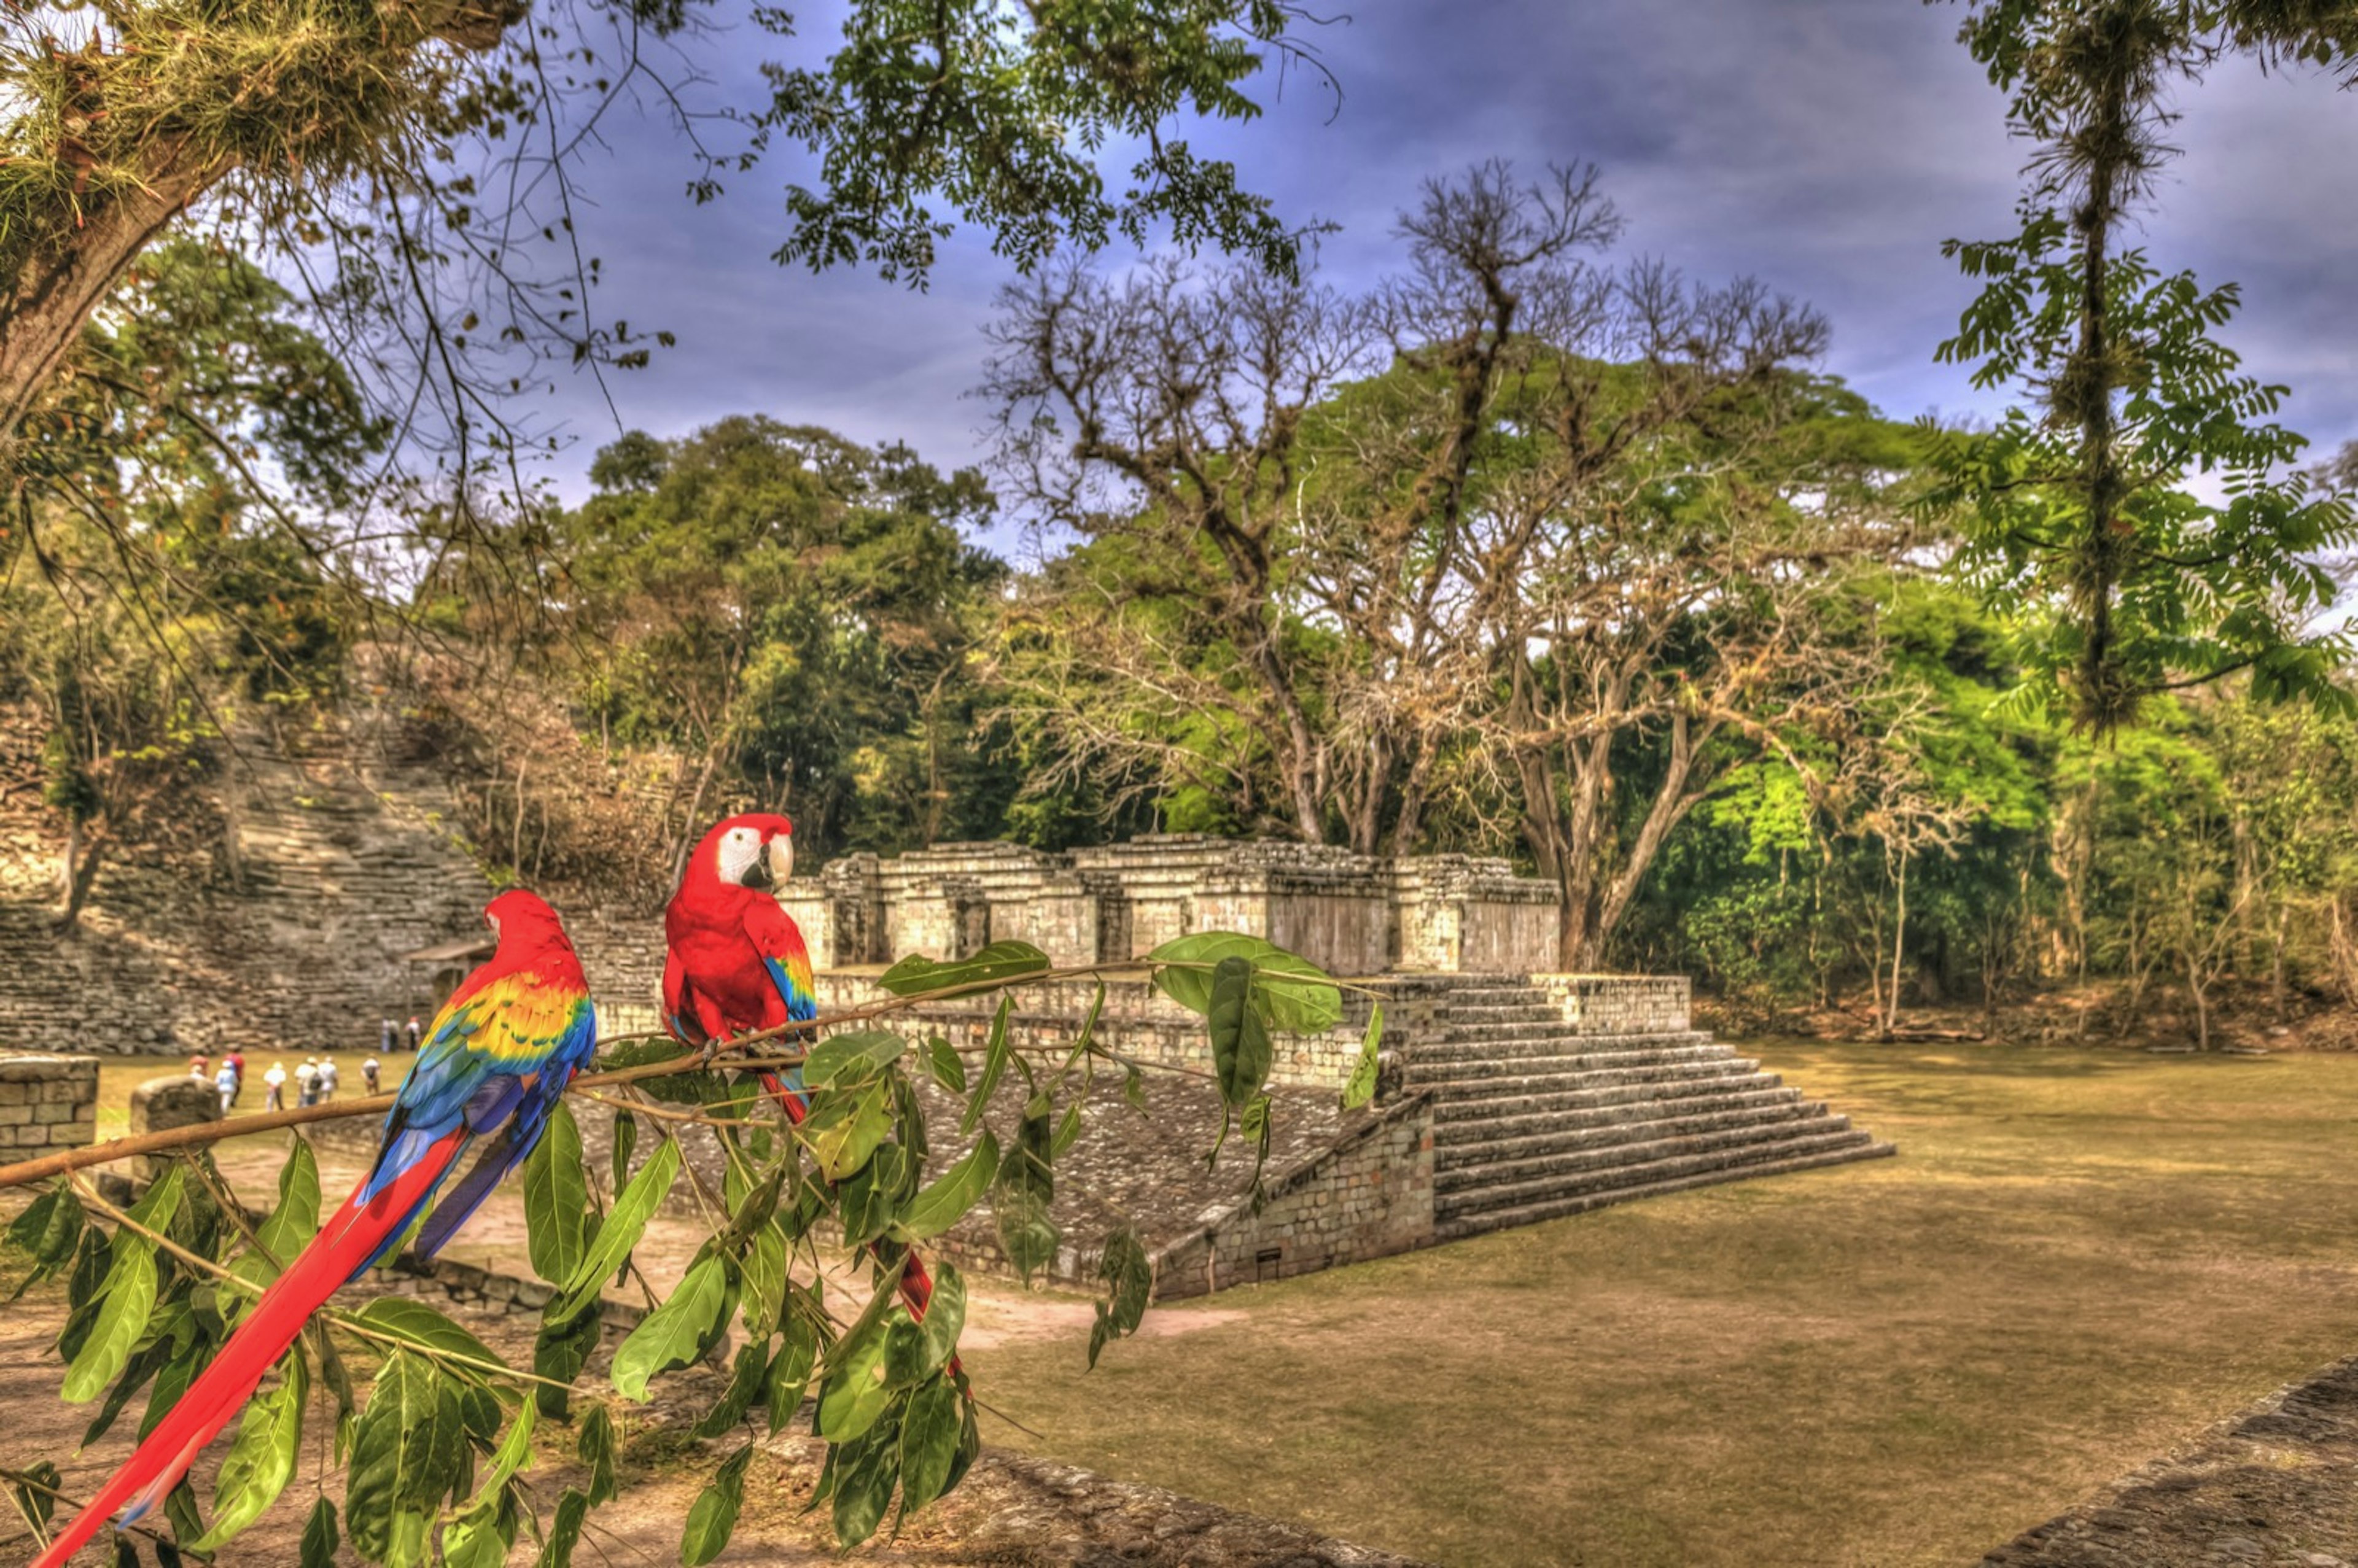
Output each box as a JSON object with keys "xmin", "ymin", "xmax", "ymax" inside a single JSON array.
[
  {"xmin": 963, "ymin": 1040, "xmax": 2358, "ymax": 1568},
  {"xmin": 91, "ymin": 1051, "xmax": 414, "ymax": 1135}
]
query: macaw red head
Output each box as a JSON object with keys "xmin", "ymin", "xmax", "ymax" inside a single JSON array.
[
  {"xmin": 694, "ymin": 812, "xmax": 796, "ymax": 893},
  {"xmin": 483, "ymin": 888, "xmax": 567, "ymax": 948}
]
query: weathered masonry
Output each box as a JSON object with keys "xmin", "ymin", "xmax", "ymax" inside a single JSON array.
[
  {"xmin": 772, "ymin": 836, "xmax": 1563, "ymax": 977},
  {"xmin": 0, "ymin": 1057, "xmax": 98, "ymax": 1155},
  {"xmin": 795, "ymin": 963, "xmax": 1894, "ymax": 1300},
  {"xmin": 569, "ymin": 836, "xmax": 1897, "ymax": 1298}
]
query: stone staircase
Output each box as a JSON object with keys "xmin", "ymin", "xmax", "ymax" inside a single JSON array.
[{"xmin": 1403, "ymin": 979, "xmax": 1893, "ymax": 1238}]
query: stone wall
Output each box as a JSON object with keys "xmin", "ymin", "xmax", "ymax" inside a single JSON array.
[
  {"xmin": 809, "ymin": 971, "xmax": 1503, "ymax": 1094},
  {"xmin": 0, "ymin": 1057, "xmax": 97, "ymax": 1155},
  {"xmin": 0, "ymin": 708, "xmax": 494, "ymax": 1055},
  {"xmin": 1155, "ymin": 1097, "xmax": 1435, "ymax": 1298},
  {"xmin": 1533, "ymin": 974, "xmax": 1692, "ymax": 1035},
  {"xmin": 771, "ymin": 834, "xmax": 1560, "ymax": 977}
]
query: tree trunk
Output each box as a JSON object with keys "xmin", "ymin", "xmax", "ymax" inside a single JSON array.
[
  {"xmin": 1386, "ymin": 746, "xmax": 1432, "ymax": 858},
  {"xmin": 1, "ymin": 141, "xmax": 232, "ymax": 440},
  {"xmin": 55, "ymin": 822, "xmax": 104, "ymax": 934},
  {"xmin": 1883, "ymin": 852, "xmax": 1910, "ymax": 1039}
]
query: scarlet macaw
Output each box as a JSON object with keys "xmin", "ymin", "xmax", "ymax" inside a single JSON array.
[
  {"xmin": 34, "ymin": 888, "xmax": 597, "ymax": 1568},
  {"xmin": 663, "ymin": 813, "xmax": 955, "ymax": 1332}
]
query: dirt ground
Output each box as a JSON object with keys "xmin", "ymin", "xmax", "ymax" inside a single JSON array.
[{"xmin": 957, "ymin": 1040, "xmax": 2358, "ymax": 1568}]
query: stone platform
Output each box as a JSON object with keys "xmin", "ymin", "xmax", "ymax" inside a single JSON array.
[{"xmin": 842, "ymin": 971, "xmax": 1893, "ymax": 1298}]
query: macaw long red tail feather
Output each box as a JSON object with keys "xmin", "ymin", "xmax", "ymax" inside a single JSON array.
[
  {"xmin": 755, "ymin": 1069, "xmax": 961, "ymax": 1377},
  {"xmin": 32, "ymin": 1130, "xmax": 469, "ymax": 1568}
]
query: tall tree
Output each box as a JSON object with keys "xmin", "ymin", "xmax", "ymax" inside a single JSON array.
[
  {"xmin": 558, "ymin": 417, "xmax": 1007, "ymax": 867},
  {"xmin": 991, "ymin": 165, "xmax": 1918, "ymax": 966},
  {"xmin": 1932, "ymin": 0, "xmax": 2358, "ymax": 729},
  {"xmin": 1, "ymin": 239, "xmax": 381, "ymax": 928}
]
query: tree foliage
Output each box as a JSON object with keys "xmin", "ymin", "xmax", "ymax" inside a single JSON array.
[{"xmin": 1930, "ymin": 0, "xmax": 2358, "ymax": 730}]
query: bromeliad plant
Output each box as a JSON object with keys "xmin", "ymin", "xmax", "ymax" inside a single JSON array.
[{"xmin": 0, "ymin": 931, "xmax": 1380, "ymax": 1565}]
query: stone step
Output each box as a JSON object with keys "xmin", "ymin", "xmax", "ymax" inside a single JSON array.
[
  {"xmin": 1436, "ymin": 1126, "xmax": 1888, "ymax": 1223},
  {"xmin": 1407, "ymin": 1043, "xmax": 1740, "ymax": 1089},
  {"xmin": 1427, "ymin": 987, "xmax": 1551, "ymax": 1009},
  {"xmin": 1434, "ymin": 1096, "xmax": 1824, "ymax": 1173},
  {"xmin": 1435, "ymin": 1139, "xmax": 1898, "ymax": 1238},
  {"xmin": 1409, "ymin": 1031, "xmax": 1720, "ymax": 1068},
  {"xmin": 1430, "ymin": 1058, "xmax": 1767, "ymax": 1119},
  {"xmin": 1427, "ymin": 1003, "xmax": 1565, "ymax": 1025},
  {"xmin": 1430, "ymin": 1072, "xmax": 1789, "ymax": 1139},
  {"xmin": 1437, "ymin": 1108, "xmax": 1851, "ymax": 1193},
  {"xmin": 1436, "ymin": 1020, "xmax": 1714, "ymax": 1047},
  {"xmin": 1440, "ymin": 1084, "xmax": 1809, "ymax": 1144}
]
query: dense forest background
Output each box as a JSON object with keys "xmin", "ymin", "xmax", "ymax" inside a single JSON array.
[{"xmin": 7, "ymin": 179, "xmax": 2357, "ymax": 1045}]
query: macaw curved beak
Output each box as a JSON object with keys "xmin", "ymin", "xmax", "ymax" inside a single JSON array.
[{"xmin": 765, "ymin": 834, "xmax": 794, "ymax": 888}]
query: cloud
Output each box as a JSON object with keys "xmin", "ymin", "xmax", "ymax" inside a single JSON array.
[{"xmin": 521, "ymin": 0, "xmax": 2358, "ymax": 516}]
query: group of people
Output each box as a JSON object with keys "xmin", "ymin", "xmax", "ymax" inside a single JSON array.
[
  {"xmin": 379, "ymin": 1017, "xmax": 426, "ymax": 1054},
  {"xmin": 187, "ymin": 1052, "xmax": 247, "ymax": 1112},
  {"xmin": 192, "ymin": 1050, "xmax": 388, "ymax": 1113}
]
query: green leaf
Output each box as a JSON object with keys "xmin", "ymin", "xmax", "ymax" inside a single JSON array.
[
  {"xmin": 992, "ymin": 1113, "xmax": 1060, "ymax": 1281},
  {"xmin": 344, "ymin": 1351, "xmax": 441, "ymax": 1561},
  {"xmin": 893, "ymin": 1131, "xmax": 998, "ymax": 1243},
  {"xmin": 815, "ymin": 1314, "xmax": 893, "ymax": 1443},
  {"xmin": 440, "ymin": 1509, "xmax": 513, "ymax": 1568},
  {"xmin": 611, "ymin": 1252, "xmax": 731, "ymax": 1402},
  {"xmin": 917, "ymin": 1263, "xmax": 965, "ymax": 1378},
  {"xmin": 768, "ymin": 1313, "xmax": 818, "ymax": 1435},
  {"xmin": 137, "ymin": 1320, "xmax": 209, "ymax": 1434},
  {"xmin": 612, "ymin": 1109, "xmax": 639, "ymax": 1195},
  {"xmin": 578, "ymin": 1402, "xmax": 618, "ymax": 1505},
  {"xmin": 300, "ymin": 1496, "xmax": 340, "ymax": 1568},
  {"xmin": 876, "ymin": 940, "xmax": 1051, "ymax": 996},
  {"xmin": 553, "ymin": 1136, "xmax": 680, "ymax": 1319},
  {"xmin": 522, "ymin": 1101, "xmax": 590, "ymax": 1286},
  {"xmin": 1087, "ymin": 1226, "xmax": 1154, "ymax": 1370},
  {"xmin": 695, "ymin": 1337, "xmax": 772, "ymax": 1440},
  {"xmin": 839, "ymin": 1143, "xmax": 911, "ymax": 1246},
  {"xmin": 537, "ymin": 1488, "xmax": 589, "ymax": 1568},
  {"xmin": 803, "ymin": 1030, "xmax": 907, "ymax": 1087},
  {"xmin": 193, "ymin": 1349, "xmax": 307, "ymax": 1549},
  {"xmin": 1205, "ymin": 956, "xmax": 1273, "ymax": 1111},
  {"xmin": 830, "ymin": 1415, "xmax": 901, "ymax": 1548},
  {"xmin": 7, "ymin": 1186, "xmax": 81, "ymax": 1299},
  {"xmin": 353, "ymin": 1297, "xmax": 508, "ymax": 1381},
  {"xmin": 1051, "ymin": 1101, "xmax": 1083, "ymax": 1160},
  {"xmin": 960, "ymin": 995, "xmax": 1014, "ymax": 1136},
  {"xmin": 481, "ymin": 1397, "xmax": 537, "ymax": 1492},
  {"xmin": 532, "ymin": 1303, "xmax": 601, "ymax": 1420},
  {"xmin": 739, "ymin": 1217, "xmax": 789, "ymax": 1337},
  {"xmin": 1341, "ymin": 1000, "xmax": 1385, "ymax": 1111},
  {"xmin": 63, "ymin": 1230, "xmax": 160, "ymax": 1403},
  {"xmin": 897, "ymin": 1373, "xmax": 965, "ymax": 1516},
  {"xmin": 807, "ymin": 1079, "xmax": 893, "ymax": 1182},
  {"xmin": 680, "ymin": 1445, "xmax": 753, "ymax": 1566},
  {"xmin": 1148, "ymin": 931, "xmax": 1342, "ymax": 1033},
  {"xmin": 7, "ymin": 1459, "xmax": 59, "ymax": 1537},
  {"xmin": 922, "ymin": 1036, "xmax": 967, "ymax": 1093},
  {"xmin": 82, "ymin": 1319, "xmax": 179, "ymax": 1448}
]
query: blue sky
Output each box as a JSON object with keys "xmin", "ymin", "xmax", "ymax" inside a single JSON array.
[{"xmin": 525, "ymin": 0, "xmax": 2358, "ymax": 534}]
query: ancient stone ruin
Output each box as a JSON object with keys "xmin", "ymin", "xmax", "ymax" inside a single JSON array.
[{"xmin": 577, "ymin": 836, "xmax": 1897, "ymax": 1299}]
